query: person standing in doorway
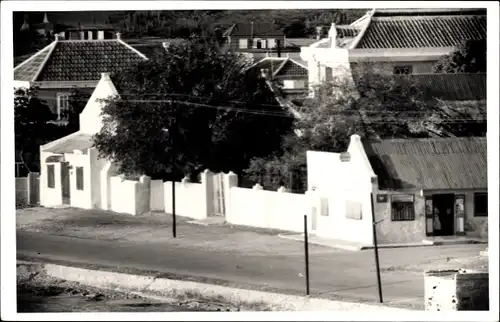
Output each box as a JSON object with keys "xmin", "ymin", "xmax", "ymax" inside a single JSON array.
[{"xmin": 433, "ymin": 207, "xmax": 442, "ymax": 235}]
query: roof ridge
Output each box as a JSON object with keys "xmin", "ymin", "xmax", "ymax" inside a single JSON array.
[
  {"xmin": 32, "ymin": 40, "xmax": 60, "ymax": 81},
  {"xmin": 14, "ymin": 41, "xmax": 55, "ymax": 72},
  {"xmin": 367, "ymin": 136, "xmax": 486, "ymax": 142},
  {"xmin": 59, "ymin": 39, "xmax": 120, "ymax": 43},
  {"xmin": 374, "ymin": 15, "xmax": 486, "ymax": 21},
  {"xmin": 117, "ymin": 38, "xmax": 149, "ymax": 61}
]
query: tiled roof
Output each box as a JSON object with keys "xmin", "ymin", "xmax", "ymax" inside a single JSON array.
[
  {"xmin": 14, "ymin": 39, "xmax": 147, "ymax": 82},
  {"xmin": 356, "ymin": 12, "xmax": 486, "ymax": 49},
  {"xmin": 363, "ymin": 137, "xmax": 487, "ymax": 190},
  {"xmin": 43, "ymin": 132, "xmax": 94, "ymax": 154},
  {"xmin": 228, "ymin": 23, "xmax": 284, "ymax": 37},
  {"xmin": 251, "ymin": 57, "xmax": 287, "ymax": 75},
  {"xmin": 14, "ymin": 45, "xmax": 54, "ymax": 81},
  {"xmin": 250, "ymin": 57, "xmax": 308, "ymax": 78},
  {"xmin": 336, "ymin": 25, "xmax": 360, "ymax": 38},
  {"xmin": 275, "ymin": 60, "xmax": 308, "ymax": 77}
]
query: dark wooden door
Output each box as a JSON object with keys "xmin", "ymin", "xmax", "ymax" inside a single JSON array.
[{"xmin": 61, "ymin": 162, "xmax": 71, "ymax": 205}]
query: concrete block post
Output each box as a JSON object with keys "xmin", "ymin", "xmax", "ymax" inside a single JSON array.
[
  {"xmin": 223, "ymin": 171, "xmax": 238, "ymax": 220},
  {"xmin": 138, "ymin": 175, "xmax": 151, "ymax": 215},
  {"xmin": 27, "ymin": 172, "xmax": 40, "ymax": 205},
  {"xmin": 200, "ymin": 169, "xmax": 214, "ymax": 218},
  {"xmin": 424, "ymin": 269, "xmax": 489, "ymax": 311}
]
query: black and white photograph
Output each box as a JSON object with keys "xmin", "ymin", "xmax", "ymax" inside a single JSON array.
[{"xmin": 1, "ymin": 1, "xmax": 498, "ymax": 320}]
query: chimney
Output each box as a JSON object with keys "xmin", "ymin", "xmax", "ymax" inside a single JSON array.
[
  {"xmin": 20, "ymin": 14, "xmax": 30, "ymax": 31},
  {"xmin": 54, "ymin": 34, "xmax": 60, "ymax": 41},
  {"xmin": 116, "ymin": 32, "xmax": 121, "ymax": 40},
  {"xmin": 315, "ymin": 26, "xmax": 322, "ymax": 40},
  {"xmin": 101, "ymin": 73, "xmax": 111, "ymax": 81},
  {"xmin": 350, "ymin": 134, "xmax": 361, "ymax": 145},
  {"xmin": 43, "ymin": 12, "xmax": 49, "ymax": 24},
  {"xmin": 250, "ymin": 21, "xmax": 254, "ymax": 39},
  {"xmin": 328, "ymin": 23, "xmax": 337, "ymax": 48}
]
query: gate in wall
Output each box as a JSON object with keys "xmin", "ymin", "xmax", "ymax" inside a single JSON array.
[{"xmin": 212, "ymin": 172, "xmax": 226, "ymax": 216}]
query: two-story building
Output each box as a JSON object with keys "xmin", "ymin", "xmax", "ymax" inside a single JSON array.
[
  {"xmin": 300, "ymin": 8, "xmax": 487, "ymax": 86},
  {"xmin": 14, "ymin": 32, "xmax": 147, "ymax": 124}
]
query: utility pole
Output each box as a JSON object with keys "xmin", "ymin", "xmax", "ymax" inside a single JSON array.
[
  {"xmin": 164, "ymin": 104, "xmax": 177, "ymax": 238},
  {"xmin": 370, "ymin": 193, "xmax": 383, "ymax": 303},
  {"xmin": 171, "ymin": 103, "xmax": 177, "ymax": 238},
  {"xmin": 304, "ymin": 214, "xmax": 310, "ymax": 296}
]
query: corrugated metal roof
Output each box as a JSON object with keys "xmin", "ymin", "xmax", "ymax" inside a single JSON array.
[
  {"xmin": 409, "ymin": 73, "xmax": 486, "ymax": 101},
  {"xmin": 356, "ymin": 12, "xmax": 486, "ymax": 49},
  {"xmin": 363, "ymin": 137, "xmax": 487, "ymax": 190},
  {"xmin": 44, "ymin": 133, "xmax": 94, "ymax": 154}
]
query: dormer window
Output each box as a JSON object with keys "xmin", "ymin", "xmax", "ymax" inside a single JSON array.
[{"xmin": 393, "ymin": 65, "xmax": 413, "ymax": 75}]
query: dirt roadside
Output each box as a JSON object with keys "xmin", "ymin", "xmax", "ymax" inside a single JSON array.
[{"xmin": 17, "ymin": 262, "xmax": 271, "ymax": 312}]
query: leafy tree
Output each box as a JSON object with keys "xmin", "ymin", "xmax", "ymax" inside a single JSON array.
[
  {"xmin": 93, "ymin": 38, "xmax": 293, "ymax": 180},
  {"xmin": 14, "ymin": 87, "xmax": 58, "ymax": 172},
  {"xmin": 61, "ymin": 88, "xmax": 92, "ymax": 133},
  {"xmin": 433, "ymin": 39, "xmax": 486, "ymax": 73},
  {"xmin": 244, "ymin": 64, "xmax": 440, "ymax": 191}
]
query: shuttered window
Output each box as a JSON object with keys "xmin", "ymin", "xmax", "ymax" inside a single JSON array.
[
  {"xmin": 76, "ymin": 167, "xmax": 84, "ymax": 190},
  {"xmin": 391, "ymin": 194, "xmax": 415, "ymax": 221},
  {"xmin": 47, "ymin": 165, "xmax": 55, "ymax": 188}
]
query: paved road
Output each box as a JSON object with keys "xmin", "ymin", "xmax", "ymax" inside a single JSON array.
[{"xmin": 16, "ymin": 231, "xmax": 485, "ymax": 309}]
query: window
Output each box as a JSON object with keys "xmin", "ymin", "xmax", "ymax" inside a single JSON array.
[
  {"xmin": 320, "ymin": 197, "xmax": 329, "ymax": 216},
  {"xmin": 268, "ymin": 38, "xmax": 276, "ymax": 49},
  {"xmin": 56, "ymin": 93, "xmax": 70, "ymax": 119},
  {"xmin": 474, "ymin": 193, "xmax": 488, "ymax": 217},
  {"xmin": 239, "ymin": 39, "xmax": 248, "ymax": 49},
  {"xmin": 393, "ymin": 66, "xmax": 413, "ymax": 75},
  {"xmin": 47, "ymin": 164, "xmax": 55, "ymax": 188},
  {"xmin": 76, "ymin": 167, "xmax": 84, "ymax": 190},
  {"xmin": 391, "ymin": 194, "xmax": 415, "ymax": 221},
  {"xmin": 346, "ymin": 200, "xmax": 362, "ymax": 220},
  {"xmin": 283, "ymin": 80, "xmax": 295, "ymax": 89}
]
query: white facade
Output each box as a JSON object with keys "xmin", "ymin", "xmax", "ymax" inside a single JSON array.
[{"xmin": 40, "ymin": 73, "xmax": 117, "ymax": 209}]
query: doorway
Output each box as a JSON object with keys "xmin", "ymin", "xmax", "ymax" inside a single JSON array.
[
  {"xmin": 433, "ymin": 194, "xmax": 455, "ymax": 236},
  {"xmin": 61, "ymin": 162, "xmax": 71, "ymax": 205}
]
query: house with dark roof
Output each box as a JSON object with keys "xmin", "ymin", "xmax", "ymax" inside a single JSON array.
[
  {"xmin": 300, "ymin": 8, "xmax": 486, "ymax": 87},
  {"xmin": 248, "ymin": 54, "xmax": 309, "ymax": 97},
  {"xmin": 14, "ymin": 33, "xmax": 147, "ymax": 124},
  {"xmin": 223, "ymin": 22, "xmax": 286, "ymax": 53},
  {"xmin": 306, "ymin": 134, "xmax": 487, "ymax": 245},
  {"xmin": 20, "ymin": 12, "xmax": 117, "ymax": 40}
]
